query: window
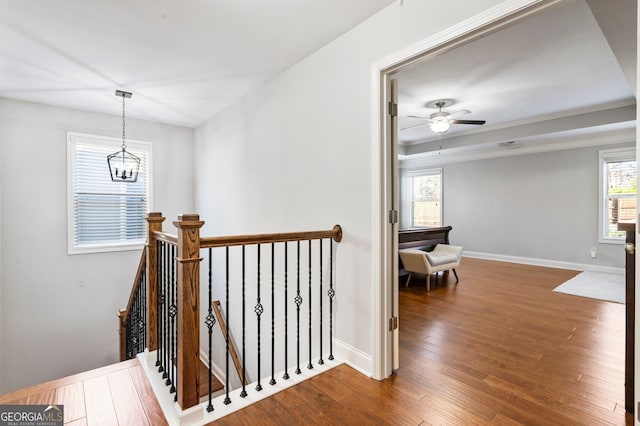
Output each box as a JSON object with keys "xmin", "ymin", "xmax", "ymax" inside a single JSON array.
[
  {"xmin": 408, "ymin": 168, "xmax": 442, "ymax": 227},
  {"xmin": 599, "ymin": 148, "xmax": 636, "ymax": 243},
  {"xmin": 67, "ymin": 132, "xmax": 152, "ymax": 254}
]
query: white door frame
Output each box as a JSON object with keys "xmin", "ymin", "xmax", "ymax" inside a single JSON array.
[{"xmin": 369, "ymin": 0, "xmax": 570, "ymax": 380}]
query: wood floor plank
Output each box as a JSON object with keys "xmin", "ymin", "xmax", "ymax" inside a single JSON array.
[
  {"xmin": 27, "ymin": 389, "xmax": 56, "ymax": 405},
  {"xmin": 56, "ymin": 382, "xmax": 85, "ymax": 424},
  {"xmin": 83, "ymin": 376, "xmax": 118, "ymax": 426},
  {"xmin": 107, "ymin": 369, "xmax": 149, "ymax": 426},
  {"xmin": 128, "ymin": 365, "xmax": 169, "ymax": 426}
]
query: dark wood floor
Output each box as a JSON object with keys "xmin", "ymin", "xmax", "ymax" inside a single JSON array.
[
  {"xmin": 0, "ymin": 258, "xmax": 631, "ymax": 424},
  {"xmin": 217, "ymin": 258, "xmax": 633, "ymax": 425}
]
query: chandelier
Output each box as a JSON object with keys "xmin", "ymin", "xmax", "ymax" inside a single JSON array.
[{"xmin": 107, "ymin": 90, "xmax": 140, "ymax": 182}]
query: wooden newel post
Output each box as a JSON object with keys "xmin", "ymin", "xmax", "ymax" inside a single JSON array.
[
  {"xmin": 174, "ymin": 214, "xmax": 204, "ymax": 409},
  {"xmin": 146, "ymin": 212, "xmax": 165, "ymax": 352},
  {"xmin": 118, "ymin": 309, "xmax": 127, "ymax": 362}
]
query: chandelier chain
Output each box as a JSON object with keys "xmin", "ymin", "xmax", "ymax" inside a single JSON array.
[
  {"xmin": 121, "ymin": 94, "xmax": 126, "ymax": 150},
  {"xmin": 108, "ymin": 90, "xmax": 139, "ymax": 183}
]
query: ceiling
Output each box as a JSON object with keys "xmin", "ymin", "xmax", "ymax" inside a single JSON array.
[
  {"xmin": 0, "ymin": 0, "xmax": 396, "ymax": 127},
  {"xmin": 397, "ymin": 0, "xmax": 637, "ymax": 163}
]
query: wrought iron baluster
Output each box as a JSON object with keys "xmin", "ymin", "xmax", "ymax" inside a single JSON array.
[
  {"xmin": 163, "ymin": 242, "xmax": 169, "ymax": 381},
  {"xmin": 307, "ymin": 240, "xmax": 313, "ymax": 370},
  {"xmin": 156, "ymin": 240, "xmax": 162, "ymax": 370},
  {"xmin": 295, "ymin": 241, "xmax": 301, "ymax": 375},
  {"xmin": 224, "ymin": 247, "xmax": 231, "ymax": 405},
  {"xmin": 270, "ymin": 243, "xmax": 276, "ymax": 386},
  {"xmin": 329, "ymin": 239, "xmax": 335, "ymax": 361},
  {"xmin": 283, "ymin": 242, "xmax": 289, "ymax": 380},
  {"xmin": 240, "ymin": 246, "xmax": 248, "ymax": 398},
  {"xmin": 129, "ymin": 292, "xmax": 134, "ymax": 359},
  {"xmin": 133, "ymin": 297, "xmax": 138, "ymax": 356},
  {"xmin": 318, "ymin": 239, "xmax": 324, "ymax": 365},
  {"xmin": 166, "ymin": 245, "xmax": 171, "ymax": 385},
  {"xmin": 172, "ymin": 247, "xmax": 178, "ymax": 401},
  {"xmin": 138, "ymin": 263, "xmax": 147, "ymax": 352},
  {"xmin": 205, "ymin": 248, "xmax": 215, "ymax": 412},
  {"xmin": 157, "ymin": 241, "xmax": 165, "ymax": 374},
  {"xmin": 126, "ymin": 314, "xmax": 131, "ymax": 359},
  {"xmin": 255, "ymin": 244, "xmax": 263, "ymax": 391},
  {"xmin": 138, "ymin": 267, "xmax": 145, "ymax": 355},
  {"xmin": 168, "ymin": 245, "xmax": 176, "ymax": 392},
  {"xmin": 135, "ymin": 284, "xmax": 140, "ymax": 354},
  {"xmin": 129, "ymin": 293, "xmax": 135, "ymax": 359}
]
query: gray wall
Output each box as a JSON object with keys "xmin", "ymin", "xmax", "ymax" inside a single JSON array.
[
  {"xmin": 400, "ymin": 143, "xmax": 633, "ymax": 269},
  {"xmin": 0, "ymin": 98, "xmax": 194, "ymax": 393}
]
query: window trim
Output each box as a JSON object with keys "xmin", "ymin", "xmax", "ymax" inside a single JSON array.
[
  {"xmin": 407, "ymin": 167, "xmax": 443, "ymax": 228},
  {"xmin": 598, "ymin": 147, "xmax": 635, "ymax": 245},
  {"xmin": 67, "ymin": 131, "xmax": 154, "ymax": 255}
]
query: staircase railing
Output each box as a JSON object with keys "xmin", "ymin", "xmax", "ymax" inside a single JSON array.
[
  {"xmin": 118, "ymin": 246, "xmax": 148, "ymax": 361},
  {"xmin": 119, "ymin": 212, "xmax": 342, "ymax": 414}
]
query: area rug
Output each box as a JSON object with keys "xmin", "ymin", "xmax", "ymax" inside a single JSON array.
[{"xmin": 553, "ymin": 271, "xmax": 625, "ymax": 304}]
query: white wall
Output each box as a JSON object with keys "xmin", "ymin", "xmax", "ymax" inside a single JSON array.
[
  {"xmin": 0, "ymin": 119, "xmax": 3, "ymax": 386},
  {"xmin": 400, "ymin": 143, "xmax": 634, "ymax": 270},
  {"xmin": 0, "ymin": 98, "xmax": 194, "ymax": 393},
  {"xmin": 194, "ymin": 0, "xmax": 505, "ymax": 373}
]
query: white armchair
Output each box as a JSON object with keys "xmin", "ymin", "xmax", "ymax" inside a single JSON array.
[{"xmin": 399, "ymin": 244, "xmax": 463, "ymax": 291}]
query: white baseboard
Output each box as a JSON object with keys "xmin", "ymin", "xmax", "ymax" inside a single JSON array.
[
  {"xmin": 334, "ymin": 338, "xmax": 372, "ymax": 377},
  {"xmin": 463, "ymin": 251, "xmax": 624, "ymax": 275}
]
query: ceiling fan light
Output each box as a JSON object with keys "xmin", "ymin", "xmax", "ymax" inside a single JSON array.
[{"xmin": 430, "ymin": 120, "xmax": 450, "ymax": 134}]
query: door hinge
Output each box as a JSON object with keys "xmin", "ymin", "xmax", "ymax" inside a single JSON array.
[
  {"xmin": 388, "ymin": 209, "xmax": 398, "ymax": 224},
  {"xmin": 388, "ymin": 316, "xmax": 399, "ymax": 331},
  {"xmin": 388, "ymin": 101, "xmax": 398, "ymax": 117}
]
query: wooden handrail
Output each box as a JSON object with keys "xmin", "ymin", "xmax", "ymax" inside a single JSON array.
[
  {"xmin": 153, "ymin": 226, "xmax": 342, "ymax": 248},
  {"xmin": 200, "ymin": 225, "xmax": 342, "ymax": 248},
  {"xmin": 153, "ymin": 231, "xmax": 178, "ymax": 245}
]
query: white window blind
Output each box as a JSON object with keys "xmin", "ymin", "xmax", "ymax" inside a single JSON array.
[
  {"xmin": 67, "ymin": 132, "xmax": 152, "ymax": 254},
  {"xmin": 599, "ymin": 148, "xmax": 636, "ymax": 242}
]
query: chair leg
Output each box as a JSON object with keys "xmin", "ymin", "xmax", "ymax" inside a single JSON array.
[
  {"xmin": 453, "ymin": 268, "xmax": 459, "ymax": 283},
  {"xmin": 426, "ymin": 273, "xmax": 430, "ymax": 291},
  {"xmin": 406, "ymin": 273, "xmax": 412, "ymax": 287}
]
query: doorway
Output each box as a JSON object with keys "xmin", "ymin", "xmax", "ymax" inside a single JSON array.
[{"xmin": 373, "ymin": 0, "xmax": 638, "ymax": 383}]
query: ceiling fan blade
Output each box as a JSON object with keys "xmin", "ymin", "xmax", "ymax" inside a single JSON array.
[
  {"xmin": 407, "ymin": 115, "xmax": 430, "ymax": 120},
  {"xmin": 400, "ymin": 122, "xmax": 430, "ymax": 131},
  {"xmin": 448, "ymin": 109, "xmax": 471, "ymax": 119},
  {"xmin": 451, "ymin": 119, "xmax": 486, "ymax": 125}
]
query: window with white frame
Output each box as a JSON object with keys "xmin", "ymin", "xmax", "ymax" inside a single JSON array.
[
  {"xmin": 408, "ymin": 168, "xmax": 442, "ymax": 227},
  {"xmin": 67, "ymin": 132, "xmax": 152, "ymax": 254},
  {"xmin": 599, "ymin": 148, "xmax": 636, "ymax": 242}
]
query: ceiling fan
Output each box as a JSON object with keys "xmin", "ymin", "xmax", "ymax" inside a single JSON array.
[{"xmin": 403, "ymin": 99, "xmax": 486, "ymax": 134}]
